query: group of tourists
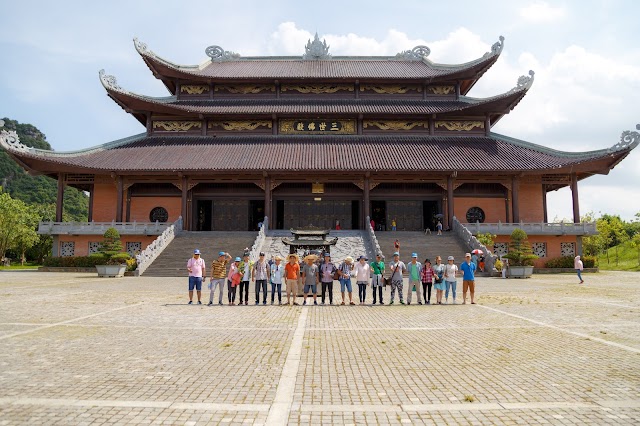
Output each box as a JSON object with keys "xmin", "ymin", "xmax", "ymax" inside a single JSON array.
[{"xmin": 186, "ymin": 249, "xmax": 478, "ymax": 306}]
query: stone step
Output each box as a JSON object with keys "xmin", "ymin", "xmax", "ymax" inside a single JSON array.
[{"xmin": 262, "ymin": 230, "xmax": 374, "ymax": 262}]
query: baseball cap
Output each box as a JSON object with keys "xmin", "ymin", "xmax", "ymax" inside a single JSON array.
[
  {"xmin": 465, "ymin": 253, "xmax": 471, "ymax": 257},
  {"xmin": 447, "ymin": 256, "xmax": 454, "ymax": 261},
  {"xmin": 234, "ymin": 257, "xmax": 241, "ymax": 262},
  {"xmin": 324, "ymin": 252, "xmax": 331, "ymax": 257},
  {"xmin": 193, "ymin": 249, "xmax": 201, "ymax": 255},
  {"xmin": 393, "ymin": 252, "xmax": 399, "ymax": 256},
  {"xmin": 218, "ymin": 251, "xmax": 225, "ymax": 256},
  {"xmin": 411, "ymin": 253, "xmax": 418, "ymax": 258}
]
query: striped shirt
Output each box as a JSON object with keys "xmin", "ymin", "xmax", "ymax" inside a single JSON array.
[{"xmin": 210, "ymin": 259, "xmax": 228, "ymax": 279}]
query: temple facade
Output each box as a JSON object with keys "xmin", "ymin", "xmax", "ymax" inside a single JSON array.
[{"xmin": 1, "ymin": 34, "xmax": 638, "ymax": 266}]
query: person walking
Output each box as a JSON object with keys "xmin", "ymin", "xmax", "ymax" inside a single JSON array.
[
  {"xmin": 227, "ymin": 257, "xmax": 241, "ymax": 305},
  {"xmin": 420, "ymin": 258, "xmax": 434, "ymax": 305},
  {"xmin": 370, "ymin": 218, "xmax": 375, "ymax": 230},
  {"xmin": 253, "ymin": 252, "xmax": 270, "ymax": 305},
  {"xmin": 285, "ymin": 253, "xmax": 300, "ymax": 305},
  {"xmin": 270, "ymin": 255, "xmax": 284, "ymax": 305},
  {"xmin": 319, "ymin": 253, "xmax": 337, "ymax": 305},
  {"xmin": 339, "ymin": 256, "xmax": 355, "ymax": 305},
  {"xmin": 208, "ymin": 251, "xmax": 231, "ymax": 306},
  {"xmin": 302, "ymin": 254, "xmax": 320, "ymax": 305},
  {"xmin": 433, "ymin": 256, "xmax": 446, "ymax": 304},
  {"xmin": 436, "ymin": 221, "xmax": 443, "ymax": 235},
  {"xmin": 238, "ymin": 254, "xmax": 254, "ymax": 306},
  {"xmin": 389, "ymin": 252, "xmax": 406, "ymax": 305},
  {"xmin": 460, "ymin": 253, "xmax": 477, "ymax": 304},
  {"xmin": 354, "ymin": 255, "xmax": 370, "ymax": 305},
  {"xmin": 406, "ymin": 253, "xmax": 422, "ymax": 305},
  {"xmin": 370, "ymin": 253, "xmax": 385, "ymax": 305},
  {"xmin": 186, "ymin": 249, "xmax": 206, "ymax": 305},
  {"xmin": 444, "ymin": 256, "xmax": 459, "ymax": 304},
  {"xmin": 575, "ymin": 255, "xmax": 584, "ymax": 284}
]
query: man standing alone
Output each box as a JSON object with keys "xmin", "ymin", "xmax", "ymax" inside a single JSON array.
[
  {"xmin": 187, "ymin": 249, "xmax": 206, "ymax": 305},
  {"xmin": 460, "ymin": 253, "xmax": 477, "ymax": 304}
]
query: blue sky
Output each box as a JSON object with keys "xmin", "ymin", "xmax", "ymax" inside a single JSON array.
[{"xmin": 1, "ymin": 0, "xmax": 639, "ymax": 220}]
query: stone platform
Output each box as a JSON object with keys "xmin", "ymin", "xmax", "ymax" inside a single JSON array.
[{"xmin": 0, "ymin": 271, "xmax": 638, "ymax": 425}]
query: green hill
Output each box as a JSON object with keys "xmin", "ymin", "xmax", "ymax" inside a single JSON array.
[
  {"xmin": 1, "ymin": 117, "xmax": 88, "ymax": 221},
  {"xmin": 597, "ymin": 240, "xmax": 640, "ymax": 272}
]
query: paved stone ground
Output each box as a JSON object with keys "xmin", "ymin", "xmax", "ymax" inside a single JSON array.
[{"xmin": 0, "ymin": 270, "xmax": 638, "ymax": 425}]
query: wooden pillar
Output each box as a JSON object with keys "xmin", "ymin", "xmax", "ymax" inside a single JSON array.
[
  {"xmin": 363, "ymin": 177, "xmax": 370, "ymax": 223},
  {"xmin": 447, "ymin": 175, "xmax": 454, "ymax": 230},
  {"xmin": 56, "ymin": 173, "xmax": 65, "ymax": 222},
  {"xmin": 88, "ymin": 184, "xmax": 94, "ymax": 222},
  {"xmin": 264, "ymin": 176, "xmax": 271, "ymax": 221},
  {"xmin": 115, "ymin": 176, "xmax": 124, "ymax": 222},
  {"xmin": 542, "ymin": 184, "xmax": 548, "ymax": 223},
  {"xmin": 505, "ymin": 188, "xmax": 511, "ymax": 223},
  {"xmin": 125, "ymin": 186, "xmax": 132, "ymax": 222},
  {"xmin": 571, "ymin": 173, "xmax": 580, "ymax": 223},
  {"xmin": 512, "ymin": 175, "xmax": 520, "ymax": 223},
  {"xmin": 181, "ymin": 175, "xmax": 188, "ymax": 230}
]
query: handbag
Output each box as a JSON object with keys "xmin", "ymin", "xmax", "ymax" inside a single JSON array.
[
  {"xmin": 434, "ymin": 265, "xmax": 443, "ymax": 284},
  {"xmin": 384, "ymin": 262, "xmax": 401, "ymax": 286}
]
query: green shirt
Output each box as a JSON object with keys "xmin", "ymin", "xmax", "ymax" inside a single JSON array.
[{"xmin": 370, "ymin": 261, "xmax": 385, "ymax": 275}]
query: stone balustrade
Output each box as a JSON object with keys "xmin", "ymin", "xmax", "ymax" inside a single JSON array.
[
  {"xmin": 467, "ymin": 221, "xmax": 596, "ymax": 236},
  {"xmin": 38, "ymin": 221, "xmax": 170, "ymax": 235}
]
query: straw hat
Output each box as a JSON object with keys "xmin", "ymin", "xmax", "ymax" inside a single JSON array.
[
  {"xmin": 344, "ymin": 256, "xmax": 354, "ymax": 264},
  {"xmin": 304, "ymin": 254, "xmax": 318, "ymax": 262},
  {"xmin": 275, "ymin": 255, "xmax": 283, "ymax": 261},
  {"xmin": 287, "ymin": 253, "xmax": 300, "ymax": 262}
]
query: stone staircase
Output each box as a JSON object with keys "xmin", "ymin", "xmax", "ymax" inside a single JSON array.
[
  {"xmin": 261, "ymin": 230, "xmax": 375, "ymax": 262},
  {"xmin": 375, "ymin": 231, "xmax": 470, "ymax": 270},
  {"xmin": 142, "ymin": 231, "xmax": 258, "ymax": 277}
]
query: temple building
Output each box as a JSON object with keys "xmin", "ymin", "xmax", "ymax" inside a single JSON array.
[{"xmin": 1, "ymin": 34, "xmax": 638, "ymax": 267}]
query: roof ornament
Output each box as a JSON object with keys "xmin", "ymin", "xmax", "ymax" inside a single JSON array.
[
  {"xmin": 610, "ymin": 124, "xmax": 640, "ymax": 152},
  {"xmin": 0, "ymin": 129, "xmax": 30, "ymax": 153},
  {"xmin": 99, "ymin": 69, "xmax": 122, "ymax": 91},
  {"xmin": 303, "ymin": 33, "xmax": 331, "ymax": 60},
  {"xmin": 133, "ymin": 37, "xmax": 155, "ymax": 57},
  {"xmin": 509, "ymin": 70, "xmax": 535, "ymax": 92},
  {"xmin": 205, "ymin": 45, "xmax": 240, "ymax": 62},
  {"xmin": 395, "ymin": 45, "xmax": 431, "ymax": 61},
  {"xmin": 483, "ymin": 35, "xmax": 505, "ymax": 58}
]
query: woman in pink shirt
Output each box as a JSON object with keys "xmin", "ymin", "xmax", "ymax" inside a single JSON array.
[{"xmin": 227, "ymin": 257, "xmax": 241, "ymax": 305}]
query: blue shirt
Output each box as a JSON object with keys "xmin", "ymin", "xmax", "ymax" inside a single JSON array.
[{"xmin": 460, "ymin": 261, "xmax": 476, "ymax": 281}]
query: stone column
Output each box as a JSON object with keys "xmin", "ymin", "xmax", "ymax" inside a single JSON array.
[
  {"xmin": 447, "ymin": 175, "xmax": 454, "ymax": 229},
  {"xmin": 115, "ymin": 176, "xmax": 124, "ymax": 222},
  {"xmin": 56, "ymin": 173, "xmax": 65, "ymax": 222},
  {"xmin": 181, "ymin": 175, "xmax": 188, "ymax": 231},
  {"xmin": 571, "ymin": 173, "xmax": 580, "ymax": 223},
  {"xmin": 512, "ymin": 176, "xmax": 520, "ymax": 223}
]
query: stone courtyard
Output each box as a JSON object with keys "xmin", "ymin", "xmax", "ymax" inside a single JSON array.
[{"xmin": 0, "ymin": 271, "xmax": 638, "ymax": 425}]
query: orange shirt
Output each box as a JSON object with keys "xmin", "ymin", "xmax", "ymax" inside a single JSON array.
[{"xmin": 284, "ymin": 262, "xmax": 300, "ymax": 279}]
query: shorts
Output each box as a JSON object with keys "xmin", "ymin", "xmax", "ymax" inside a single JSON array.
[
  {"xmin": 188, "ymin": 276, "xmax": 202, "ymax": 291},
  {"xmin": 286, "ymin": 279, "xmax": 297, "ymax": 292},
  {"xmin": 463, "ymin": 280, "xmax": 475, "ymax": 293},
  {"xmin": 304, "ymin": 283, "xmax": 317, "ymax": 294},
  {"xmin": 340, "ymin": 278, "xmax": 353, "ymax": 292}
]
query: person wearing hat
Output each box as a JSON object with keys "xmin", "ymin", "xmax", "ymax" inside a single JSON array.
[
  {"xmin": 406, "ymin": 253, "xmax": 423, "ymax": 305},
  {"xmin": 338, "ymin": 256, "xmax": 355, "ymax": 305},
  {"xmin": 284, "ymin": 253, "xmax": 301, "ymax": 305},
  {"xmin": 301, "ymin": 254, "xmax": 320, "ymax": 305},
  {"xmin": 319, "ymin": 252, "xmax": 337, "ymax": 305},
  {"xmin": 388, "ymin": 252, "xmax": 406, "ymax": 305},
  {"xmin": 370, "ymin": 253, "xmax": 385, "ymax": 305},
  {"xmin": 186, "ymin": 249, "xmax": 206, "ymax": 305},
  {"xmin": 208, "ymin": 251, "xmax": 231, "ymax": 306},
  {"xmin": 238, "ymin": 254, "xmax": 254, "ymax": 306},
  {"xmin": 270, "ymin": 255, "xmax": 284, "ymax": 305},
  {"xmin": 444, "ymin": 255, "xmax": 459, "ymax": 304},
  {"xmin": 460, "ymin": 253, "xmax": 477, "ymax": 304},
  {"xmin": 253, "ymin": 252, "xmax": 271, "ymax": 305},
  {"xmin": 227, "ymin": 257, "xmax": 242, "ymax": 305},
  {"xmin": 354, "ymin": 255, "xmax": 370, "ymax": 305}
]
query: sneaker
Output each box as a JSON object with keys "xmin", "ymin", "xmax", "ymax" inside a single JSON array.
[
  {"xmin": 197, "ymin": 301, "xmax": 202, "ymax": 305},
  {"xmin": 418, "ymin": 302, "xmax": 422, "ymax": 305},
  {"xmin": 426, "ymin": 301, "xmax": 430, "ymax": 305},
  {"xmin": 400, "ymin": 301, "xmax": 405, "ymax": 305},
  {"xmin": 208, "ymin": 301, "xmax": 213, "ymax": 306},
  {"xmin": 303, "ymin": 301, "xmax": 307, "ymax": 305},
  {"xmin": 219, "ymin": 302, "xmax": 223, "ymax": 306},
  {"xmin": 263, "ymin": 301, "xmax": 267, "ymax": 305},
  {"xmin": 452, "ymin": 300, "xmax": 457, "ymax": 305},
  {"xmin": 313, "ymin": 301, "xmax": 318, "ymax": 305},
  {"xmin": 188, "ymin": 301, "xmax": 193, "ymax": 305},
  {"xmin": 271, "ymin": 301, "xmax": 274, "ymax": 305},
  {"xmin": 322, "ymin": 302, "xmax": 325, "ymax": 305},
  {"xmin": 255, "ymin": 302, "xmax": 259, "ymax": 305},
  {"xmin": 389, "ymin": 301, "xmax": 394, "ymax": 305},
  {"xmin": 407, "ymin": 302, "xmax": 411, "ymax": 305},
  {"xmin": 445, "ymin": 299, "xmax": 448, "ymax": 304},
  {"xmin": 279, "ymin": 302, "xmax": 282, "ymax": 305},
  {"xmin": 372, "ymin": 301, "xmax": 376, "ymax": 305},
  {"xmin": 293, "ymin": 302, "xmax": 299, "ymax": 306}
]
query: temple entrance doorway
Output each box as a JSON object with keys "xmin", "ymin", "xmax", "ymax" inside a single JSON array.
[
  {"xmin": 423, "ymin": 200, "xmax": 439, "ymax": 231},
  {"xmin": 195, "ymin": 200, "xmax": 213, "ymax": 231},
  {"xmin": 249, "ymin": 200, "xmax": 265, "ymax": 231},
  {"xmin": 371, "ymin": 200, "xmax": 386, "ymax": 231}
]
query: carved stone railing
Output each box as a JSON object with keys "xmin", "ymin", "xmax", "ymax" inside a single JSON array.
[
  {"xmin": 249, "ymin": 216, "xmax": 269, "ymax": 263},
  {"xmin": 38, "ymin": 221, "xmax": 169, "ymax": 235},
  {"xmin": 135, "ymin": 216, "xmax": 183, "ymax": 275},
  {"xmin": 365, "ymin": 216, "xmax": 383, "ymax": 259},
  {"xmin": 452, "ymin": 216, "xmax": 497, "ymax": 273},
  {"xmin": 467, "ymin": 221, "xmax": 596, "ymax": 236}
]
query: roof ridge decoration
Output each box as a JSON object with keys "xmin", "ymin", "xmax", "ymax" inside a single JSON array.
[
  {"xmin": 610, "ymin": 124, "xmax": 640, "ymax": 152},
  {"xmin": 487, "ymin": 35, "xmax": 505, "ymax": 57},
  {"xmin": 99, "ymin": 69, "xmax": 123, "ymax": 92},
  {"xmin": 395, "ymin": 45, "xmax": 431, "ymax": 61},
  {"xmin": 303, "ymin": 33, "xmax": 331, "ymax": 60},
  {"xmin": 133, "ymin": 37, "xmax": 155, "ymax": 58},
  {"xmin": 205, "ymin": 45, "xmax": 241, "ymax": 62},
  {"xmin": 509, "ymin": 70, "xmax": 535, "ymax": 92},
  {"xmin": 0, "ymin": 129, "xmax": 31, "ymax": 154}
]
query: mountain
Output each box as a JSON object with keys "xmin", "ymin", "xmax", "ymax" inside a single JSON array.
[{"xmin": 1, "ymin": 117, "xmax": 89, "ymax": 222}]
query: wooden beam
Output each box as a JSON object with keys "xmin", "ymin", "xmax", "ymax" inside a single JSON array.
[
  {"xmin": 115, "ymin": 176, "xmax": 124, "ymax": 222},
  {"xmin": 511, "ymin": 175, "xmax": 520, "ymax": 223},
  {"xmin": 571, "ymin": 173, "xmax": 580, "ymax": 224},
  {"xmin": 56, "ymin": 173, "xmax": 65, "ymax": 222}
]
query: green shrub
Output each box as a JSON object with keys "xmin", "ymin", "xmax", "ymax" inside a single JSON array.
[
  {"xmin": 545, "ymin": 256, "xmax": 597, "ymax": 268},
  {"xmin": 110, "ymin": 252, "xmax": 131, "ymax": 265},
  {"xmin": 43, "ymin": 256, "xmax": 108, "ymax": 268},
  {"xmin": 503, "ymin": 229, "xmax": 538, "ymax": 266},
  {"xmin": 125, "ymin": 258, "xmax": 137, "ymax": 271}
]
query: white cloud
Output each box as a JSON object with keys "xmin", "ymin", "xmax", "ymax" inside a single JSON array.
[
  {"xmin": 548, "ymin": 184, "xmax": 640, "ymax": 222},
  {"xmin": 519, "ymin": 1, "xmax": 566, "ymax": 23}
]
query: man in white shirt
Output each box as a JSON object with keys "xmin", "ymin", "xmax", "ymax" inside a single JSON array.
[{"xmin": 389, "ymin": 252, "xmax": 406, "ymax": 305}]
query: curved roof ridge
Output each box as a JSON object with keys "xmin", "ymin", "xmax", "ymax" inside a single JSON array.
[{"xmin": 29, "ymin": 133, "xmax": 148, "ymax": 157}]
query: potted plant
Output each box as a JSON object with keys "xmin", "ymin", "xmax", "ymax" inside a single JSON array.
[
  {"xmin": 502, "ymin": 228, "xmax": 538, "ymax": 278},
  {"xmin": 95, "ymin": 227, "xmax": 130, "ymax": 277}
]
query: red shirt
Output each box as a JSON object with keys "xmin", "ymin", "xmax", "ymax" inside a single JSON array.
[
  {"xmin": 285, "ymin": 262, "xmax": 300, "ymax": 279},
  {"xmin": 420, "ymin": 266, "xmax": 434, "ymax": 283}
]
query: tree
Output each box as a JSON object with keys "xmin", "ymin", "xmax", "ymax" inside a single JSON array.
[
  {"xmin": 503, "ymin": 228, "xmax": 538, "ymax": 266},
  {"xmin": 476, "ymin": 232, "xmax": 496, "ymax": 249},
  {"xmin": 630, "ymin": 233, "xmax": 640, "ymax": 266},
  {"xmin": 0, "ymin": 192, "xmax": 39, "ymax": 263}
]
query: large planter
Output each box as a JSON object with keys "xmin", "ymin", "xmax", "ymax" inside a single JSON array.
[
  {"xmin": 508, "ymin": 265, "xmax": 534, "ymax": 279},
  {"xmin": 96, "ymin": 264, "xmax": 126, "ymax": 278}
]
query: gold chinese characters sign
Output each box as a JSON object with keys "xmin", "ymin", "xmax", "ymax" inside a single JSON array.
[{"xmin": 279, "ymin": 119, "xmax": 356, "ymax": 135}]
